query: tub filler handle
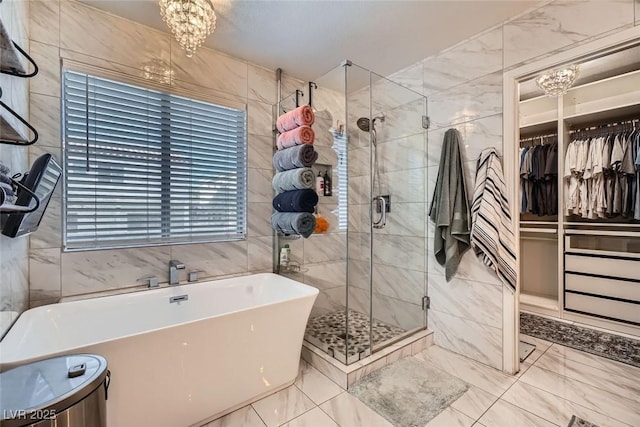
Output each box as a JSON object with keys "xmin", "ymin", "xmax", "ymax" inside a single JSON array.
[
  {"xmin": 170, "ymin": 294, "xmax": 189, "ymax": 304},
  {"xmin": 104, "ymin": 370, "xmax": 111, "ymax": 400}
]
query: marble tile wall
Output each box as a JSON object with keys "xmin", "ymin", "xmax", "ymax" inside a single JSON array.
[
  {"xmin": 387, "ymin": 0, "xmax": 637, "ymax": 370},
  {"xmin": 278, "ymin": 91, "xmax": 349, "ymax": 321},
  {"xmin": 0, "ymin": 0, "xmax": 30, "ymax": 334},
  {"xmin": 26, "ymin": 0, "xmax": 286, "ymax": 305}
]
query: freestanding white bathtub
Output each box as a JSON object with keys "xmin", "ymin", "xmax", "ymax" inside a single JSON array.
[{"xmin": 0, "ymin": 273, "xmax": 318, "ymax": 427}]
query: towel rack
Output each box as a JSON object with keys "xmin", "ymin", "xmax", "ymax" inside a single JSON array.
[
  {"xmin": 0, "ymin": 177, "xmax": 40, "ymax": 214},
  {"xmin": 0, "ymin": 41, "xmax": 38, "ymax": 78},
  {"xmin": 0, "ymin": 94, "xmax": 39, "ymax": 146},
  {"xmin": 295, "ymin": 89, "xmax": 304, "ymax": 108}
]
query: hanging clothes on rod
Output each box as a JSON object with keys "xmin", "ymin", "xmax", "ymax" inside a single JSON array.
[
  {"xmin": 519, "ymin": 134, "xmax": 558, "ymax": 216},
  {"xmin": 564, "ymin": 118, "xmax": 639, "ymax": 220}
]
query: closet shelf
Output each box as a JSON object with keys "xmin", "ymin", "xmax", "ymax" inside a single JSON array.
[
  {"xmin": 520, "ymin": 293, "xmax": 559, "ymax": 311},
  {"xmin": 520, "ymin": 227, "xmax": 557, "ymax": 234},
  {"xmin": 565, "ymin": 229, "xmax": 640, "ymax": 238},
  {"xmin": 564, "ymin": 103, "xmax": 640, "ymax": 127}
]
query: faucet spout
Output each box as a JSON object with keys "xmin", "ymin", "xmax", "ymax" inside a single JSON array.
[{"xmin": 169, "ymin": 260, "xmax": 186, "ymax": 285}]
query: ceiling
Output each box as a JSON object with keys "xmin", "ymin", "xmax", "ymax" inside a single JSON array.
[{"xmin": 80, "ymin": 0, "xmax": 537, "ymax": 81}]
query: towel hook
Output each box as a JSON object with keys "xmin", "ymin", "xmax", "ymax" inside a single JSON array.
[
  {"xmin": 308, "ymin": 82, "xmax": 317, "ymax": 108},
  {"xmin": 295, "ymin": 90, "xmax": 304, "ymax": 108}
]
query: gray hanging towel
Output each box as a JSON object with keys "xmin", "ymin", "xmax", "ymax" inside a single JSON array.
[{"xmin": 429, "ymin": 129, "xmax": 471, "ymax": 281}]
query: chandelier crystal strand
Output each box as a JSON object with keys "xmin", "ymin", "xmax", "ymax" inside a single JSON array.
[
  {"xmin": 535, "ymin": 65, "xmax": 580, "ymax": 97},
  {"xmin": 159, "ymin": 0, "xmax": 216, "ymax": 57}
]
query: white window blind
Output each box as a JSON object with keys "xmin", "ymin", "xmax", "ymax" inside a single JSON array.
[
  {"xmin": 63, "ymin": 69, "xmax": 247, "ymax": 250},
  {"xmin": 332, "ymin": 130, "xmax": 348, "ymax": 231}
]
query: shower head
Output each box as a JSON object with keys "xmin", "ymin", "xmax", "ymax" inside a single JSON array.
[
  {"xmin": 356, "ymin": 115, "xmax": 385, "ymax": 132},
  {"xmin": 356, "ymin": 117, "xmax": 370, "ymax": 132}
]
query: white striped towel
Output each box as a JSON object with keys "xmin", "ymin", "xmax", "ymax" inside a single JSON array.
[{"xmin": 470, "ymin": 148, "xmax": 517, "ymax": 292}]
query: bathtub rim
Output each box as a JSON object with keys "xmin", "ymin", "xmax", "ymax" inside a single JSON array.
[{"xmin": 0, "ymin": 273, "xmax": 319, "ymax": 365}]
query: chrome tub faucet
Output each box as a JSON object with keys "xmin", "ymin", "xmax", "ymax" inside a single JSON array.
[{"xmin": 169, "ymin": 260, "xmax": 185, "ymax": 285}]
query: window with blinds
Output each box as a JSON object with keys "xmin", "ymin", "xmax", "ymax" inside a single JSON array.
[{"xmin": 62, "ymin": 69, "xmax": 247, "ymax": 250}]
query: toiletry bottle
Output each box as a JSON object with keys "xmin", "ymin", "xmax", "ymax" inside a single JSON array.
[
  {"xmin": 323, "ymin": 170, "xmax": 332, "ymax": 196},
  {"xmin": 316, "ymin": 171, "xmax": 324, "ymax": 195},
  {"xmin": 280, "ymin": 244, "xmax": 290, "ymax": 268}
]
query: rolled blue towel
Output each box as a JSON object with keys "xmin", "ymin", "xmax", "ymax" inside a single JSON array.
[
  {"xmin": 272, "ymin": 168, "xmax": 315, "ymax": 194},
  {"xmin": 273, "ymin": 189, "xmax": 318, "ymax": 213},
  {"xmin": 271, "ymin": 212, "xmax": 316, "ymax": 238},
  {"xmin": 272, "ymin": 144, "xmax": 318, "ymax": 172}
]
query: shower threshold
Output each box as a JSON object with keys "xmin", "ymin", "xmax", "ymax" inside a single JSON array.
[{"xmin": 302, "ymin": 325, "xmax": 433, "ymax": 389}]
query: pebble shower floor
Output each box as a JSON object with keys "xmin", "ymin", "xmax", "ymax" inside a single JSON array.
[{"xmin": 304, "ymin": 309, "xmax": 406, "ymax": 363}]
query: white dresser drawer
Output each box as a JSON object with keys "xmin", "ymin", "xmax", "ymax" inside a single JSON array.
[
  {"xmin": 565, "ymin": 254, "xmax": 640, "ymax": 281},
  {"xmin": 565, "ymin": 292, "xmax": 640, "ymax": 324},
  {"xmin": 565, "ymin": 273, "xmax": 640, "ymax": 302}
]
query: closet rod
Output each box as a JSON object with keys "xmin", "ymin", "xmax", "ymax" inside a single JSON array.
[
  {"xmin": 565, "ymin": 229, "xmax": 640, "ymax": 237},
  {"xmin": 565, "ymin": 222, "xmax": 640, "ymax": 228},
  {"xmin": 569, "ymin": 117, "xmax": 638, "ymax": 136},
  {"xmin": 519, "ymin": 133, "xmax": 558, "ymax": 146}
]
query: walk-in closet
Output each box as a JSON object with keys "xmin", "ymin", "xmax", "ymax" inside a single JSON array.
[{"xmin": 517, "ymin": 40, "xmax": 640, "ymax": 336}]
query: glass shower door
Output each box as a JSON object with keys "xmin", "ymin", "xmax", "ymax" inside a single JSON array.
[{"xmin": 367, "ymin": 72, "xmax": 429, "ymax": 352}]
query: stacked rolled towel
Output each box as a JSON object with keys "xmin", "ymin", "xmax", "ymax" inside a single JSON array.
[
  {"xmin": 271, "ymin": 105, "xmax": 319, "ymax": 238},
  {"xmin": 272, "ymin": 168, "xmax": 315, "ymax": 194},
  {"xmin": 276, "ymin": 105, "xmax": 315, "ymax": 133},
  {"xmin": 273, "ymin": 144, "xmax": 318, "ymax": 172},
  {"xmin": 273, "ymin": 189, "xmax": 319, "ymax": 213},
  {"xmin": 276, "ymin": 125, "xmax": 315, "ymax": 150},
  {"xmin": 271, "ymin": 212, "xmax": 317, "ymax": 238}
]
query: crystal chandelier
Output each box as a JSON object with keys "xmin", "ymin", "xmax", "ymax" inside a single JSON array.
[
  {"xmin": 159, "ymin": 0, "xmax": 216, "ymax": 58},
  {"xmin": 142, "ymin": 59, "xmax": 175, "ymax": 84},
  {"xmin": 535, "ymin": 65, "xmax": 580, "ymax": 97}
]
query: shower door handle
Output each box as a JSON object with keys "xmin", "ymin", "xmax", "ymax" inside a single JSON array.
[{"xmin": 373, "ymin": 196, "xmax": 386, "ymax": 229}]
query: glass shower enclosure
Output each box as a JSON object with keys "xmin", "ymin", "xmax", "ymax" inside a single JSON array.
[{"xmin": 275, "ymin": 61, "xmax": 428, "ymax": 365}]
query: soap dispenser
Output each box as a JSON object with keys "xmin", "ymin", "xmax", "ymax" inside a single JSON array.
[
  {"xmin": 279, "ymin": 244, "xmax": 290, "ymax": 268},
  {"xmin": 323, "ymin": 170, "xmax": 332, "ymax": 196},
  {"xmin": 315, "ymin": 171, "xmax": 324, "ymax": 195}
]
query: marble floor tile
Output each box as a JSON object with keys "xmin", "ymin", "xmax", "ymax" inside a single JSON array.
[
  {"xmin": 545, "ymin": 343, "xmax": 640, "ymax": 380},
  {"xmin": 294, "ymin": 361, "xmax": 343, "ymax": 405},
  {"xmin": 533, "ymin": 350, "xmax": 640, "ymax": 402},
  {"xmin": 424, "ymin": 407, "xmax": 474, "ymax": 427},
  {"xmin": 501, "ymin": 381, "xmax": 631, "ymax": 427},
  {"xmin": 282, "ymin": 407, "xmax": 339, "ymax": 427},
  {"xmin": 519, "ymin": 365, "xmax": 640, "ymax": 426},
  {"xmin": 319, "ymin": 392, "xmax": 393, "ymax": 427},
  {"xmin": 251, "ymin": 386, "xmax": 316, "ymax": 427},
  {"xmin": 204, "ymin": 405, "xmax": 266, "ymax": 427},
  {"xmin": 477, "ymin": 399, "xmax": 557, "ymax": 427},
  {"xmin": 517, "ymin": 334, "xmax": 553, "ymax": 377},
  {"xmin": 449, "ymin": 386, "xmax": 498, "ymax": 420},
  {"xmin": 414, "ymin": 346, "xmax": 515, "ymax": 396}
]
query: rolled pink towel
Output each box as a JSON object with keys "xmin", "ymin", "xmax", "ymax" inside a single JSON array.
[
  {"xmin": 277, "ymin": 125, "xmax": 315, "ymax": 150},
  {"xmin": 276, "ymin": 105, "xmax": 315, "ymax": 133}
]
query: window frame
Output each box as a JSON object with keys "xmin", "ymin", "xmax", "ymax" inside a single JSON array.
[{"xmin": 61, "ymin": 61, "xmax": 248, "ymax": 252}]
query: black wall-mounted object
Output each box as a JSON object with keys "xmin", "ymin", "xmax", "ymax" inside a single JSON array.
[{"xmin": 1, "ymin": 153, "xmax": 61, "ymax": 238}]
